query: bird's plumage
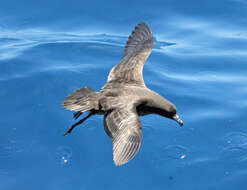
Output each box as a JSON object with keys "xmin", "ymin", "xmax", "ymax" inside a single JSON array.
[
  {"xmin": 104, "ymin": 105, "xmax": 142, "ymax": 166},
  {"xmin": 103, "ymin": 22, "xmax": 154, "ymax": 89},
  {"xmin": 63, "ymin": 87, "xmax": 98, "ymax": 112},
  {"xmin": 101, "ymin": 22, "xmax": 154, "ymax": 165},
  {"xmin": 62, "ymin": 22, "xmax": 183, "ymax": 166}
]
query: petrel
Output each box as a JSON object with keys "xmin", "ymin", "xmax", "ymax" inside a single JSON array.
[{"xmin": 62, "ymin": 22, "xmax": 183, "ymax": 166}]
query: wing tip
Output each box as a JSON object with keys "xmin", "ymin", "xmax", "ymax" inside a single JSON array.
[
  {"xmin": 112, "ymin": 140, "xmax": 141, "ymax": 166},
  {"xmin": 137, "ymin": 21, "xmax": 149, "ymax": 28},
  {"xmin": 113, "ymin": 157, "xmax": 129, "ymax": 166},
  {"xmin": 124, "ymin": 21, "xmax": 153, "ymax": 57}
]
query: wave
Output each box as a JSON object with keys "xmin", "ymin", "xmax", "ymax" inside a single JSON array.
[{"xmin": 0, "ymin": 29, "xmax": 174, "ymax": 60}]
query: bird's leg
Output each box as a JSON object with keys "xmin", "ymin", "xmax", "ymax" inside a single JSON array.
[
  {"xmin": 73, "ymin": 111, "xmax": 82, "ymax": 120},
  {"xmin": 63, "ymin": 111, "xmax": 95, "ymax": 136}
]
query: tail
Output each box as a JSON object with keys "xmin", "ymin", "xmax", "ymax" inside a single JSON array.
[{"xmin": 62, "ymin": 87, "xmax": 99, "ymax": 113}]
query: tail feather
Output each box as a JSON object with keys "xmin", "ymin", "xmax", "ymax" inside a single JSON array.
[{"xmin": 62, "ymin": 87, "xmax": 99, "ymax": 112}]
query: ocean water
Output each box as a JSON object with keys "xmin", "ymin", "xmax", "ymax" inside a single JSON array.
[{"xmin": 1, "ymin": 0, "xmax": 247, "ymax": 189}]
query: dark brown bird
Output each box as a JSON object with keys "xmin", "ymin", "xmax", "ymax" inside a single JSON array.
[{"xmin": 62, "ymin": 22, "xmax": 183, "ymax": 166}]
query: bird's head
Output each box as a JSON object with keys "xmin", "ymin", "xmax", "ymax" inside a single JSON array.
[
  {"xmin": 166, "ymin": 104, "xmax": 183, "ymax": 127},
  {"xmin": 145, "ymin": 95, "xmax": 183, "ymax": 127}
]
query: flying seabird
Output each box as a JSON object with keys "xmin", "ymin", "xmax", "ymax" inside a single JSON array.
[{"xmin": 62, "ymin": 22, "xmax": 183, "ymax": 166}]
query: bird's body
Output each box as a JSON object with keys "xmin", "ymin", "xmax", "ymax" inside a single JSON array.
[{"xmin": 62, "ymin": 22, "xmax": 183, "ymax": 166}]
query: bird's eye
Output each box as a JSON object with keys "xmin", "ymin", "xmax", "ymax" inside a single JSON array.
[
  {"xmin": 169, "ymin": 105, "xmax": 176, "ymax": 114},
  {"xmin": 172, "ymin": 108, "xmax": 177, "ymax": 115}
]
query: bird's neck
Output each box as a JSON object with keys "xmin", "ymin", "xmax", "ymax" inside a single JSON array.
[{"xmin": 137, "ymin": 90, "xmax": 175, "ymax": 118}]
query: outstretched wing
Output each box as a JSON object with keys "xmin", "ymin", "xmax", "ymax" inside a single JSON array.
[
  {"xmin": 104, "ymin": 22, "xmax": 154, "ymax": 88},
  {"xmin": 104, "ymin": 106, "xmax": 143, "ymax": 166}
]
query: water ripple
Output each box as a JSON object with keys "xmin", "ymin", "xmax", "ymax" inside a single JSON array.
[
  {"xmin": 223, "ymin": 132, "xmax": 247, "ymax": 147},
  {"xmin": 2, "ymin": 127, "xmax": 31, "ymax": 157},
  {"xmin": 142, "ymin": 123, "xmax": 155, "ymax": 140},
  {"xmin": 220, "ymin": 146, "xmax": 247, "ymax": 162},
  {"xmin": 0, "ymin": 30, "xmax": 173, "ymax": 60},
  {"xmin": 163, "ymin": 145, "xmax": 188, "ymax": 160},
  {"xmin": 55, "ymin": 146, "xmax": 72, "ymax": 165},
  {"xmin": 151, "ymin": 144, "xmax": 188, "ymax": 169},
  {"xmin": 0, "ymin": 127, "xmax": 36, "ymax": 175},
  {"xmin": 158, "ymin": 71, "xmax": 247, "ymax": 84},
  {"xmin": 219, "ymin": 132, "xmax": 247, "ymax": 162}
]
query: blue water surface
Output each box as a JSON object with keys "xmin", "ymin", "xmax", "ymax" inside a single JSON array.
[{"xmin": 1, "ymin": 0, "xmax": 247, "ymax": 189}]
